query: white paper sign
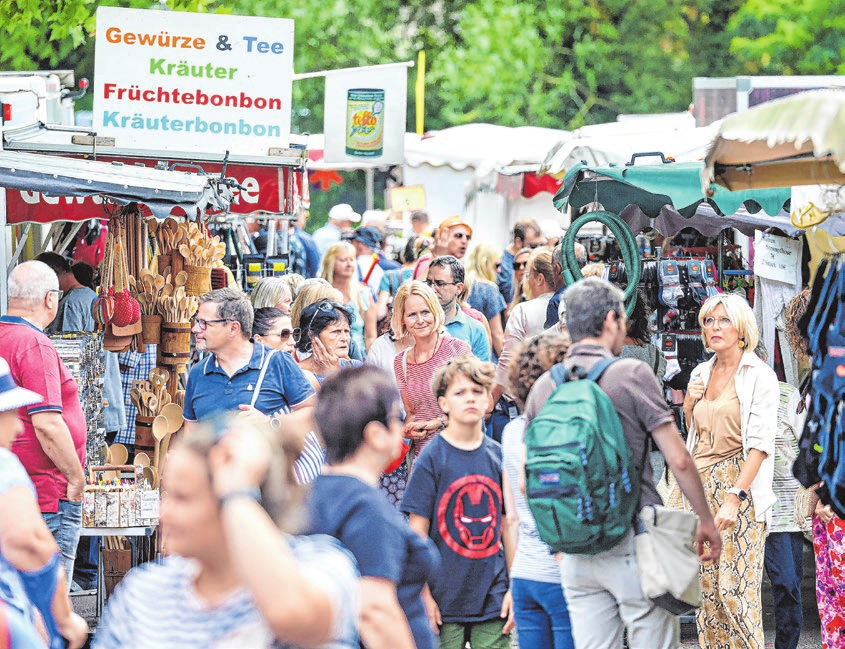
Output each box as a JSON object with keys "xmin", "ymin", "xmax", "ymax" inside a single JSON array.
[
  {"xmin": 753, "ymin": 232, "xmax": 801, "ymax": 285},
  {"xmin": 323, "ymin": 66, "xmax": 407, "ymax": 165},
  {"xmin": 93, "ymin": 7, "xmax": 294, "ymax": 156}
]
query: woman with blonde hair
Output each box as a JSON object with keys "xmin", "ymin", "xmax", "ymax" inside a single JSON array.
[
  {"xmin": 392, "ymin": 281, "xmax": 470, "ymax": 457},
  {"xmin": 319, "ymin": 242, "xmax": 377, "ymax": 359},
  {"xmin": 250, "ymin": 277, "xmax": 293, "ymax": 314},
  {"xmin": 290, "ymin": 281, "xmax": 342, "ymax": 331},
  {"xmin": 466, "ymin": 243, "xmax": 507, "ymax": 357},
  {"xmin": 491, "ymin": 247, "xmax": 556, "ymax": 438},
  {"xmin": 95, "ymin": 417, "xmax": 359, "ymax": 648},
  {"xmin": 669, "ymin": 293, "xmax": 777, "ymax": 649}
]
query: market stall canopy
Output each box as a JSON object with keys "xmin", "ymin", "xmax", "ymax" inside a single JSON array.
[
  {"xmin": 703, "ymin": 88, "xmax": 845, "ymax": 191},
  {"xmin": 541, "ymin": 119, "xmax": 718, "ymax": 176},
  {"xmin": 0, "ymin": 150, "xmax": 221, "ymax": 221},
  {"xmin": 404, "ymin": 123, "xmax": 571, "ymax": 175},
  {"xmin": 556, "ymin": 161, "xmax": 794, "ymax": 238}
]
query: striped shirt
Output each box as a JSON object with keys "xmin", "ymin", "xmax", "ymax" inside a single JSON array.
[
  {"xmin": 294, "ymin": 432, "xmax": 326, "ymax": 485},
  {"xmin": 394, "ymin": 335, "xmax": 471, "ymax": 456},
  {"xmin": 93, "ymin": 535, "xmax": 359, "ymax": 649},
  {"xmin": 501, "ymin": 417, "xmax": 561, "ymax": 583}
]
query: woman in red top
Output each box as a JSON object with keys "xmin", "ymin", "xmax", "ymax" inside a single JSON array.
[{"xmin": 392, "ymin": 281, "xmax": 471, "ymax": 457}]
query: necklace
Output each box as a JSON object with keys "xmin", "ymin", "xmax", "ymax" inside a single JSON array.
[{"xmin": 413, "ymin": 332, "xmax": 440, "ymax": 364}]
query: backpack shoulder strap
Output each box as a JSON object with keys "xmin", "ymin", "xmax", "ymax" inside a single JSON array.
[
  {"xmin": 586, "ymin": 356, "xmax": 620, "ymax": 383},
  {"xmin": 549, "ymin": 363, "xmax": 570, "ymax": 387}
]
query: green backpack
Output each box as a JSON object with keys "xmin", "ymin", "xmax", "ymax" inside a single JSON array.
[{"xmin": 525, "ymin": 357, "xmax": 640, "ymax": 555}]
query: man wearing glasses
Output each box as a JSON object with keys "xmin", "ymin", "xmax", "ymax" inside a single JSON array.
[
  {"xmin": 496, "ymin": 219, "xmax": 546, "ymax": 305},
  {"xmin": 0, "ymin": 261, "xmax": 87, "ymax": 585},
  {"xmin": 412, "ymin": 215, "xmax": 474, "ymax": 281},
  {"xmin": 427, "ymin": 257, "xmax": 491, "ymax": 363},
  {"xmin": 183, "ymin": 288, "xmax": 315, "ymax": 435}
]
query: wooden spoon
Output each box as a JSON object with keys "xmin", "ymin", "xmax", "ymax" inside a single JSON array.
[
  {"xmin": 152, "ymin": 415, "xmax": 168, "ymax": 469},
  {"xmin": 179, "ymin": 244, "xmax": 193, "ymax": 265},
  {"xmin": 134, "ymin": 452, "xmax": 151, "ymax": 467},
  {"xmin": 142, "ymin": 466, "xmax": 158, "ymax": 489},
  {"xmin": 109, "ymin": 443, "xmax": 129, "ymax": 466},
  {"xmin": 160, "ymin": 403, "xmax": 183, "ymax": 435},
  {"xmin": 175, "ymin": 271, "xmax": 188, "ymax": 288}
]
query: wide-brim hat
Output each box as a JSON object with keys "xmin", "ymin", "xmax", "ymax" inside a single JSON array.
[
  {"xmin": 0, "ymin": 357, "xmax": 42, "ymax": 413},
  {"xmin": 328, "ymin": 203, "xmax": 362, "ymax": 223}
]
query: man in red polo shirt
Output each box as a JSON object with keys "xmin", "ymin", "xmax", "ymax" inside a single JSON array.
[{"xmin": 0, "ymin": 260, "xmax": 86, "ymax": 585}]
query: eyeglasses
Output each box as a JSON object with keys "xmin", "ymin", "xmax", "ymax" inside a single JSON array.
[
  {"xmin": 451, "ymin": 232, "xmax": 471, "ymax": 241},
  {"xmin": 512, "ymin": 262, "xmax": 527, "ymax": 271},
  {"xmin": 192, "ymin": 317, "xmax": 230, "ymax": 330},
  {"xmin": 526, "ymin": 242, "xmax": 544, "ymax": 249},
  {"xmin": 426, "ymin": 279, "xmax": 458, "ymax": 290},
  {"xmin": 46, "ymin": 289, "xmax": 64, "ymax": 300},
  {"xmin": 703, "ymin": 316, "xmax": 733, "ymax": 329}
]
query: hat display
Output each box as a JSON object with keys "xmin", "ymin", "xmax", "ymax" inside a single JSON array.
[
  {"xmin": 0, "ymin": 358, "xmax": 42, "ymax": 413},
  {"xmin": 352, "ymin": 227, "xmax": 383, "ymax": 250},
  {"xmin": 328, "ymin": 203, "xmax": 362, "ymax": 223},
  {"xmin": 437, "ymin": 215, "xmax": 473, "ymax": 237}
]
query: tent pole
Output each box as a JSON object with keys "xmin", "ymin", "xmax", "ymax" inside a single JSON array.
[
  {"xmin": 717, "ymin": 230, "xmax": 725, "ymax": 289},
  {"xmin": 0, "ymin": 188, "xmax": 6, "ymax": 314},
  {"xmin": 365, "ymin": 168, "xmax": 374, "ymax": 212}
]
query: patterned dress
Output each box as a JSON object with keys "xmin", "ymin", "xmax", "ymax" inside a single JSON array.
[{"xmin": 813, "ymin": 515, "xmax": 845, "ymax": 648}]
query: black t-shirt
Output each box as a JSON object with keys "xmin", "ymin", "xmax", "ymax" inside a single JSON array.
[
  {"xmin": 401, "ymin": 434, "xmax": 509, "ymax": 624},
  {"xmin": 306, "ymin": 474, "xmax": 439, "ymax": 649}
]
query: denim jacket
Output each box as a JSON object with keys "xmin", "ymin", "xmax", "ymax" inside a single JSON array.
[{"xmin": 686, "ymin": 351, "xmax": 779, "ymax": 525}]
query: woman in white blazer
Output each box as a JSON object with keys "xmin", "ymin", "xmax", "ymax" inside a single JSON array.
[{"xmin": 679, "ymin": 293, "xmax": 778, "ymax": 649}]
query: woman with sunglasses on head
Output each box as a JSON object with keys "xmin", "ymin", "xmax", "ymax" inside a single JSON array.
[
  {"xmin": 392, "ymin": 281, "xmax": 471, "ymax": 459},
  {"xmin": 253, "ymin": 308, "xmax": 296, "ymax": 354},
  {"xmin": 319, "ymin": 242, "xmax": 377, "ymax": 360},
  {"xmin": 666, "ymin": 293, "xmax": 777, "ymax": 649},
  {"xmin": 295, "ymin": 300, "xmax": 362, "ymax": 387},
  {"xmin": 94, "ymin": 417, "xmax": 359, "ymax": 649}
]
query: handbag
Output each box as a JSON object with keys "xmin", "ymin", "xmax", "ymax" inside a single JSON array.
[{"xmin": 634, "ymin": 504, "xmax": 702, "ymax": 615}]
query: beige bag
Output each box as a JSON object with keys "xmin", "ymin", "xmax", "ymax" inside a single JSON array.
[{"xmin": 635, "ymin": 504, "xmax": 702, "ymax": 615}]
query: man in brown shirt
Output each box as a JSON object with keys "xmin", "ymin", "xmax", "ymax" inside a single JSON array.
[{"xmin": 524, "ymin": 277, "xmax": 721, "ymax": 649}]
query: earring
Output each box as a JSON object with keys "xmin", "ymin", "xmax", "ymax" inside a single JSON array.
[{"xmin": 738, "ymin": 339, "xmax": 746, "ymax": 349}]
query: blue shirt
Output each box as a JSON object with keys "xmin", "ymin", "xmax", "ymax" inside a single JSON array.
[
  {"xmin": 313, "ymin": 223, "xmax": 343, "ymax": 257},
  {"xmin": 307, "ymin": 475, "xmax": 439, "ymax": 649},
  {"xmin": 445, "ymin": 308, "xmax": 490, "ymax": 363},
  {"xmin": 183, "ymin": 343, "xmax": 315, "ymax": 422},
  {"xmin": 545, "ymin": 284, "xmax": 566, "ymax": 329},
  {"xmin": 496, "ymin": 248, "xmax": 514, "ymax": 303},
  {"xmin": 468, "ymin": 279, "xmax": 507, "ymax": 325}
]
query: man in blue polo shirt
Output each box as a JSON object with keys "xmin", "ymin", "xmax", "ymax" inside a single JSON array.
[
  {"xmin": 426, "ymin": 256, "xmax": 490, "ymax": 363},
  {"xmin": 183, "ymin": 288, "xmax": 315, "ymax": 431}
]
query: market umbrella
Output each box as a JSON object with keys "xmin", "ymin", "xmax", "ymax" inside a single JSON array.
[
  {"xmin": 703, "ymin": 88, "xmax": 845, "ymax": 192},
  {"xmin": 555, "ymin": 161, "xmax": 793, "ymax": 238}
]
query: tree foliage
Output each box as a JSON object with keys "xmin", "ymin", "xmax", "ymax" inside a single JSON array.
[{"xmin": 0, "ymin": 0, "xmax": 840, "ymax": 130}]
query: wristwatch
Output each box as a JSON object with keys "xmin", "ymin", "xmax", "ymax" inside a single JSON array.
[
  {"xmin": 269, "ymin": 414, "xmax": 282, "ymax": 431},
  {"xmin": 727, "ymin": 487, "xmax": 748, "ymax": 501}
]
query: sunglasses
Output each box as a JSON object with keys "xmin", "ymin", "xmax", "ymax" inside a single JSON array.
[
  {"xmin": 513, "ymin": 262, "xmax": 527, "ymax": 271},
  {"xmin": 259, "ymin": 328, "xmax": 293, "ymax": 340}
]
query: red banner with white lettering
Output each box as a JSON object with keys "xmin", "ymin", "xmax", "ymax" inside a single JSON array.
[{"xmin": 4, "ymin": 155, "xmax": 291, "ymax": 224}]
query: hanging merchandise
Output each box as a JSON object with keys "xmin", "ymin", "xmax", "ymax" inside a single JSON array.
[
  {"xmin": 793, "ymin": 256, "xmax": 845, "ymax": 517},
  {"xmin": 561, "ymin": 210, "xmax": 641, "ymax": 317}
]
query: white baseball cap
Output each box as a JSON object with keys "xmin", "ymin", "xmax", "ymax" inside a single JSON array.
[
  {"xmin": 0, "ymin": 357, "xmax": 42, "ymax": 413},
  {"xmin": 328, "ymin": 203, "xmax": 362, "ymax": 223}
]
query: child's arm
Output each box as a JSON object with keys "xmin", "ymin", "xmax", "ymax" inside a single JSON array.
[
  {"xmin": 499, "ymin": 511, "xmax": 516, "ymax": 634},
  {"xmin": 408, "ymin": 514, "xmax": 442, "ymax": 634}
]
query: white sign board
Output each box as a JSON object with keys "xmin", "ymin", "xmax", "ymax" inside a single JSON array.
[
  {"xmin": 93, "ymin": 7, "xmax": 294, "ymax": 156},
  {"xmin": 753, "ymin": 232, "xmax": 801, "ymax": 285},
  {"xmin": 323, "ymin": 66, "xmax": 407, "ymax": 165}
]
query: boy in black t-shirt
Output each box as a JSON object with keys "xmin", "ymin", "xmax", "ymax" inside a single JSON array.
[{"xmin": 402, "ymin": 356, "xmax": 514, "ymax": 649}]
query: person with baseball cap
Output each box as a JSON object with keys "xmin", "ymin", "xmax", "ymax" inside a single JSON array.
[
  {"xmin": 313, "ymin": 203, "xmax": 362, "ymax": 257},
  {"xmin": 0, "ymin": 357, "xmax": 89, "ymax": 649},
  {"xmin": 412, "ymin": 216, "xmax": 473, "ymax": 281},
  {"xmin": 352, "ymin": 227, "xmax": 386, "ymax": 297}
]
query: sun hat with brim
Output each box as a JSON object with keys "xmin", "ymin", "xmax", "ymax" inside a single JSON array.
[{"xmin": 0, "ymin": 358, "xmax": 42, "ymax": 413}]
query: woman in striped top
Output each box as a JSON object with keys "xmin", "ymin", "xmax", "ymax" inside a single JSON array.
[
  {"xmin": 503, "ymin": 331, "xmax": 574, "ymax": 649},
  {"xmin": 392, "ymin": 281, "xmax": 471, "ymax": 457},
  {"xmin": 94, "ymin": 419, "xmax": 359, "ymax": 649}
]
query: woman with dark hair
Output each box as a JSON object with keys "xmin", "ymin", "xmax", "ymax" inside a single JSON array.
[
  {"xmin": 70, "ymin": 261, "xmax": 97, "ymax": 291},
  {"xmin": 295, "ymin": 300, "xmax": 362, "ymax": 386},
  {"xmin": 306, "ymin": 366, "xmax": 439, "ymax": 649},
  {"xmin": 619, "ymin": 288, "xmax": 666, "ymax": 380},
  {"xmin": 253, "ymin": 307, "xmax": 296, "ymax": 354}
]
